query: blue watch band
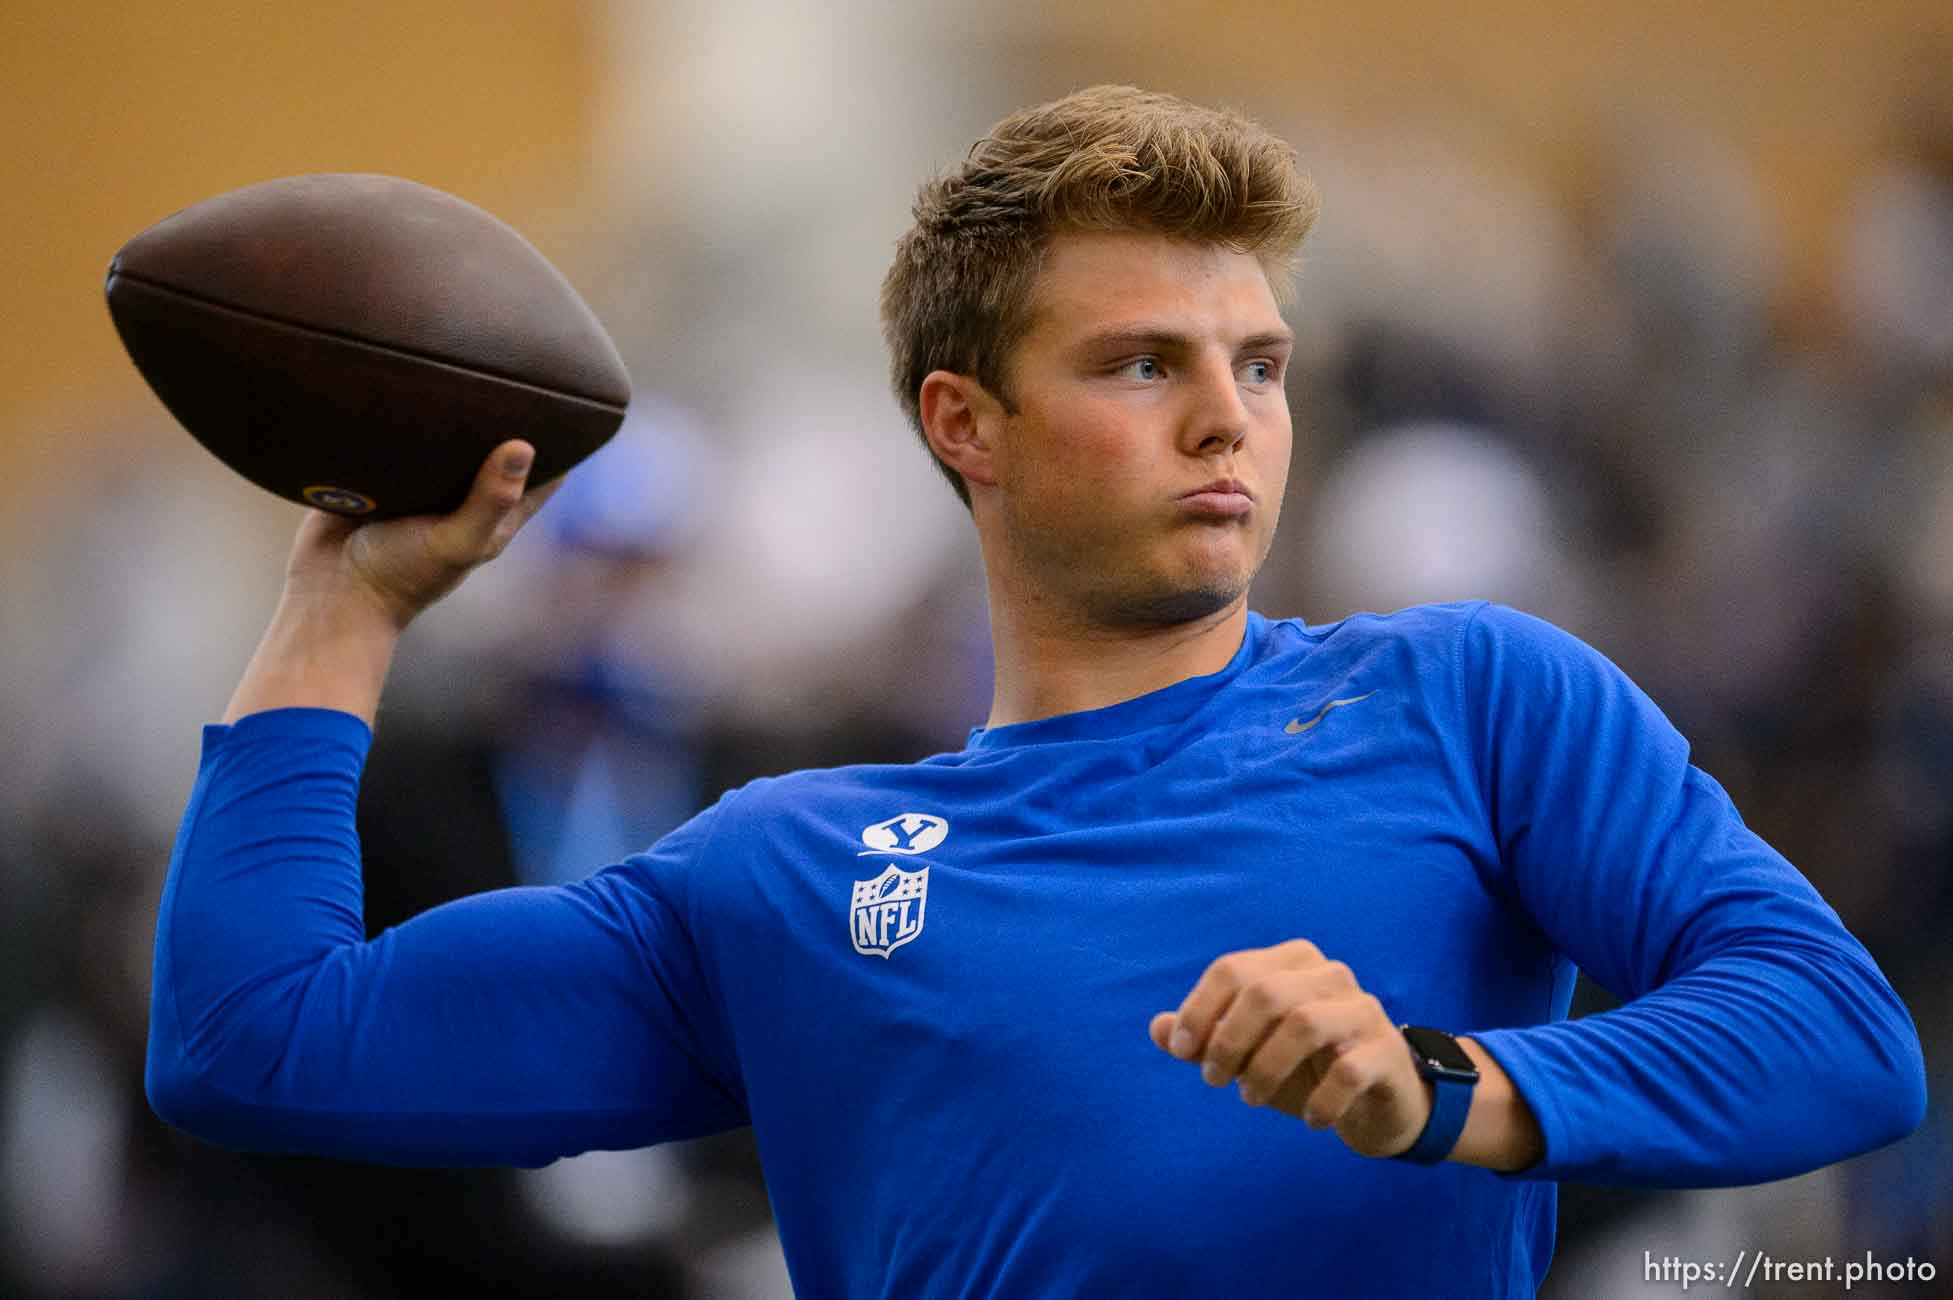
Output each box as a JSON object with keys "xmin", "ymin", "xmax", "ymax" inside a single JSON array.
[
  {"xmin": 1394, "ymin": 1069, "xmax": 1473, "ymax": 1165},
  {"xmin": 1392, "ymin": 1025, "xmax": 1477, "ymax": 1165}
]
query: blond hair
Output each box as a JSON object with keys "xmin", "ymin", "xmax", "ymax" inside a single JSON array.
[{"xmin": 880, "ymin": 85, "xmax": 1321, "ymax": 504}]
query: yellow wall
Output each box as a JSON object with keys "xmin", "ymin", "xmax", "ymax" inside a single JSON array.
[
  {"xmin": 1049, "ymin": 0, "xmax": 1951, "ymax": 318},
  {"xmin": 6, "ymin": 0, "xmax": 1949, "ymax": 508},
  {"xmin": 0, "ymin": 1, "xmax": 597, "ymax": 501}
]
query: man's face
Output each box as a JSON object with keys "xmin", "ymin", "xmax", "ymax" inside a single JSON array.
[{"xmin": 982, "ymin": 230, "xmax": 1293, "ymax": 628}]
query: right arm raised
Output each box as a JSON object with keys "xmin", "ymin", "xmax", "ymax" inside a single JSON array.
[
  {"xmin": 147, "ymin": 444, "xmax": 749, "ymax": 1165},
  {"xmin": 146, "ymin": 710, "xmax": 747, "ymax": 1166}
]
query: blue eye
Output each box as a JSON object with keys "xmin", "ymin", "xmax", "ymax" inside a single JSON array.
[
  {"xmin": 1242, "ymin": 360, "xmax": 1276, "ymax": 384},
  {"xmin": 1120, "ymin": 357, "xmax": 1162, "ymax": 381}
]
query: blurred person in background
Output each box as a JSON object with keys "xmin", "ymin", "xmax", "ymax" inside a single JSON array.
[{"xmin": 135, "ymin": 85, "xmax": 1925, "ymax": 1299}]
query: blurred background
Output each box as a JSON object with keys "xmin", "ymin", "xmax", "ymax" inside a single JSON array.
[{"xmin": 3, "ymin": 1, "xmax": 1950, "ymax": 1295}]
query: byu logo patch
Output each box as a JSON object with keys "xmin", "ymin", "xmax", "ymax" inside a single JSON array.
[
  {"xmin": 858, "ymin": 812, "xmax": 949, "ymax": 856},
  {"xmin": 850, "ymin": 865, "xmax": 928, "ymax": 958}
]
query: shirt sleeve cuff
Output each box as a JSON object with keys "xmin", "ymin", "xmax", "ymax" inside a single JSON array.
[
  {"xmin": 206, "ymin": 706, "xmax": 375, "ymax": 753},
  {"xmin": 1467, "ymin": 1025, "xmax": 1567, "ymax": 1181}
]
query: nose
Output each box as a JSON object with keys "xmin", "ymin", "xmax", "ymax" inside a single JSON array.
[{"xmin": 1181, "ymin": 355, "xmax": 1250, "ymax": 457}]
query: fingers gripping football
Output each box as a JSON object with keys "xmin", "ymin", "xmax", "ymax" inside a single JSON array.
[
  {"xmin": 1150, "ymin": 940, "xmax": 1433, "ymax": 1159},
  {"xmin": 426, "ymin": 441, "xmax": 554, "ymax": 567},
  {"xmin": 293, "ymin": 439, "xmax": 560, "ymax": 629}
]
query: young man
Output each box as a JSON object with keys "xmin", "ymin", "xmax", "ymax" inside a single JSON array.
[{"xmin": 147, "ymin": 87, "xmax": 1925, "ymax": 1297}]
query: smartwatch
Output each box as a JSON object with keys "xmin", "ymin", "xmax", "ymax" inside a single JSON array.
[{"xmin": 1392, "ymin": 1025, "xmax": 1478, "ymax": 1165}]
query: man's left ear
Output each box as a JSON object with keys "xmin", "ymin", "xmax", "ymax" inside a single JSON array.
[{"xmin": 918, "ymin": 370, "xmax": 1001, "ymax": 491}]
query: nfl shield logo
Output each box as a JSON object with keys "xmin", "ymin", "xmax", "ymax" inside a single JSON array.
[{"xmin": 849, "ymin": 864, "xmax": 929, "ymax": 958}]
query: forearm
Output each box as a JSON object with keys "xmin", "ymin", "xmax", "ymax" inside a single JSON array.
[
  {"xmin": 1470, "ymin": 941, "xmax": 1925, "ymax": 1186},
  {"xmin": 1447, "ymin": 1036, "xmax": 1544, "ymax": 1173},
  {"xmin": 222, "ymin": 585, "xmax": 402, "ymax": 725}
]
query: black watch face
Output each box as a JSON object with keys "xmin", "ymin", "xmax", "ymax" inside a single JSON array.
[{"xmin": 1402, "ymin": 1026, "xmax": 1478, "ymax": 1081}]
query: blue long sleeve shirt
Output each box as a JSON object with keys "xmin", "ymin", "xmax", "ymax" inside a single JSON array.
[{"xmin": 146, "ymin": 602, "xmax": 1926, "ymax": 1298}]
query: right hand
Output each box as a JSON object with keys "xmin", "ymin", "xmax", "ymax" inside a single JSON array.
[
  {"xmin": 286, "ymin": 439, "xmax": 561, "ymax": 631},
  {"xmin": 222, "ymin": 440, "xmax": 561, "ymax": 726}
]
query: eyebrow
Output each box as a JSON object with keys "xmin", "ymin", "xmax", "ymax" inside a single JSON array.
[{"xmin": 1076, "ymin": 326, "xmax": 1294, "ymax": 354}]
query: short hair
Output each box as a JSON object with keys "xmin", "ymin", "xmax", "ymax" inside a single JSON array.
[{"xmin": 880, "ymin": 85, "xmax": 1321, "ymax": 505}]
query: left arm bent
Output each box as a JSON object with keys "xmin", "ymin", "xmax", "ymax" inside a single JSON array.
[
  {"xmin": 1459, "ymin": 603, "xmax": 1924, "ymax": 1186},
  {"xmin": 1151, "ymin": 603, "xmax": 1925, "ymax": 1185}
]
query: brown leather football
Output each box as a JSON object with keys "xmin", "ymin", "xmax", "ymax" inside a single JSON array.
[{"xmin": 105, "ymin": 173, "xmax": 630, "ymax": 519}]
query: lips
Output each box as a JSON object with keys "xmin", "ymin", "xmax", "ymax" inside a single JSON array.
[
  {"xmin": 1178, "ymin": 479, "xmax": 1254, "ymax": 518},
  {"xmin": 1184, "ymin": 478, "xmax": 1252, "ymax": 501}
]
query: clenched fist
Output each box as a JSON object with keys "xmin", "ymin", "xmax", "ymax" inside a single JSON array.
[
  {"xmin": 1150, "ymin": 939, "xmax": 1544, "ymax": 1171},
  {"xmin": 1149, "ymin": 939, "xmax": 1436, "ymax": 1160}
]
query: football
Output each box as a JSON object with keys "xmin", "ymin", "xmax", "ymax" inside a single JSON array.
[{"xmin": 104, "ymin": 173, "xmax": 631, "ymax": 519}]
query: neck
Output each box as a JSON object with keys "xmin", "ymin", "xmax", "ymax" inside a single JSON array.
[{"xmin": 982, "ymin": 577, "xmax": 1250, "ymax": 728}]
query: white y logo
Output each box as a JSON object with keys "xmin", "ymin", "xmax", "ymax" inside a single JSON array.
[{"xmin": 858, "ymin": 813, "xmax": 949, "ymax": 856}]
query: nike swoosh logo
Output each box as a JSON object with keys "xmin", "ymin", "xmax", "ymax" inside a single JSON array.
[{"xmin": 1284, "ymin": 690, "xmax": 1378, "ymax": 735}]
